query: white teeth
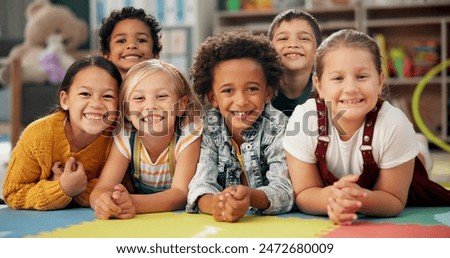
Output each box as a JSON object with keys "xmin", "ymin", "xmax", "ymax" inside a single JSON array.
[
  {"xmin": 341, "ymin": 99, "xmax": 361, "ymax": 104},
  {"xmin": 85, "ymin": 114, "xmax": 102, "ymax": 120},
  {"xmin": 143, "ymin": 116, "xmax": 162, "ymax": 122},
  {"xmin": 285, "ymin": 53, "xmax": 301, "ymax": 58},
  {"xmin": 123, "ymin": 55, "xmax": 141, "ymax": 60},
  {"xmin": 232, "ymin": 111, "xmax": 248, "ymax": 116}
]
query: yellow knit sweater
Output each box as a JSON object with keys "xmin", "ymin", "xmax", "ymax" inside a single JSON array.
[{"xmin": 3, "ymin": 111, "xmax": 112, "ymax": 210}]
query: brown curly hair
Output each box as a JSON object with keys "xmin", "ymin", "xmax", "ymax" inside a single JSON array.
[
  {"xmin": 98, "ymin": 6, "xmax": 162, "ymax": 58},
  {"xmin": 190, "ymin": 30, "xmax": 283, "ymax": 104}
]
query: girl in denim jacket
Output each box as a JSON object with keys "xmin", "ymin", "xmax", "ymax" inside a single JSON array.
[{"xmin": 186, "ymin": 31, "xmax": 294, "ymax": 222}]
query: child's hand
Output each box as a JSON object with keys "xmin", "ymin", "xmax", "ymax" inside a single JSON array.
[
  {"xmin": 327, "ymin": 175, "xmax": 367, "ymax": 225},
  {"xmin": 221, "ymin": 185, "xmax": 250, "ymax": 222},
  {"xmin": 327, "ymin": 196, "xmax": 359, "ymax": 225},
  {"xmin": 50, "ymin": 161, "xmax": 63, "ymax": 181},
  {"xmin": 111, "ymin": 184, "xmax": 135, "ymax": 219},
  {"xmin": 92, "ymin": 191, "xmax": 122, "ymax": 220},
  {"xmin": 59, "ymin": 157, "xmax": 88, "ymax": 197},
  {"xmin": 211, "ymin": 192, "xmax": 227, "ymax": 222}
]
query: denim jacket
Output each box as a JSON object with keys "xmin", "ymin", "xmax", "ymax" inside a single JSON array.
[{"xmin": 186, "ymin": 103, "xmax": 294, "ymax": 215}]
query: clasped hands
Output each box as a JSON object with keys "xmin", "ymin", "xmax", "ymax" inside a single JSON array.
[
  {"xmin": 327, "ymin": 175, "xmax": 367, "ymax": 225},
  {"xmin": 92, "ymin": 184, "xmax": 136, "ymax": 220},
  {"xmin": 211, "ymin": 185, "xmax": 251, "ymax": 222}
]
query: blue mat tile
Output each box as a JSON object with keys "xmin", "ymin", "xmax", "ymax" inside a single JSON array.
[{"xmin": 0, "ymin": 206, "xmax": 95, "ymax": 238}]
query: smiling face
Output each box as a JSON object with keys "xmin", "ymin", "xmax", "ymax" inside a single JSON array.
[
  {"xmin": 105, "ymin": 19, "xmax": 154, "ymax": 77},
  {"xmin": 126, "ymin": 70, "xmax": 186, "ymax": 137},
  {"xmin": 271, "ymin": 19, "xmax": 317, "ymax": 73},
  {"xmin": 315, "ymin": 47, "xmax": 384, "ymax": 132},
  {"xmin": 209, "ymin": 58, "xmax": 272, "ymax": 141},
  {"xmin": 60, "ymin": 66, "xmax": 119, "ymax": 137}
]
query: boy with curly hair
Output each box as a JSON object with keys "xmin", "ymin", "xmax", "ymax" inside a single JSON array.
[
  {"xmin": 98, "ymin": 6, "xmax": 162, "ymax": 77},
  {"xmin": 186, "ymin": 30, "xmax": 294, "ymax": 222}
]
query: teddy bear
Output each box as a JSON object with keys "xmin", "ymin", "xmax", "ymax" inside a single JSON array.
[
  {"xmin": 0, "ymin": 0, "xmax": 88, "ymax": 86},
  {"xmin": 40, "ymin": 33, "xmax": 76, "ymax": 84}
]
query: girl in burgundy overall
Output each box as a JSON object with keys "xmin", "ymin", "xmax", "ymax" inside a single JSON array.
[{"xmin": 283, "ymin": 29, "xmax": 450, "ymax": 225}]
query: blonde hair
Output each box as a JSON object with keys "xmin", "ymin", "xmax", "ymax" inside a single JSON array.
[{"xmin": 120, "ymin": 59, "xmax": 202, "ymax": 130}]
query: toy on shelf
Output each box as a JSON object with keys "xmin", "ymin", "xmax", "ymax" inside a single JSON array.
[
  {"xmin": 227, "ymin": 0, "xmax": 241, "ymax": 11},
  {"xmin": 389, "ymin": 47, "xmax": 407, "ymax": 78},
  {"xmin": 413, "ymin": 39, "xmax": 440, "ymax": 77},
  {"xmin": 225, "ymin": 0, "xmax": 275, "ymax": 11},
  {"xmin": 242, "ymin": 0, "xmax": 273, "ymax": 10},
  {"xmin": 374, "ymin": 33, "xmax": 389, "ymax": 78}
]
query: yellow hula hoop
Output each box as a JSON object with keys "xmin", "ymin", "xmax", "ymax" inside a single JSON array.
[{"xmin": 411, "ymin": 58, "xmax": 450, "ymax": 153}]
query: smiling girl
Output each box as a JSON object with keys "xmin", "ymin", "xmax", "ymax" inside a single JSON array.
[
  {"xmin": 3, "ymin": 56, "xmax": 122, "ymax": 210},
  {"xmin": 284, "ymin": 29, "xmax": 450, "ymax": 225},
  {"xmin": 90, "ymin": 59, "xmax": 202, "ymax": 219}
]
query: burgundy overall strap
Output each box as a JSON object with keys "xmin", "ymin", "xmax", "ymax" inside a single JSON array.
[
  {"xmin": 314, "ymin": 98, "xmax": 330, "ymax": 160},
  {"xmin": 314, "ymin": 98, "xmax": 339, "ymax": 185},
  {"xmin": 360, "ymin": 99, "xmax": 384, "ymax": 166},
  {"xmin": 314, "ymin": 98, "xmax": 384, "ymax": 187},
  {"xmin": 356, "ymin": 99, "xmax": 384, "ymax": 188}
]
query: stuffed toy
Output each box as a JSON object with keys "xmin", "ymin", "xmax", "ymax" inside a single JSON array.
[
  {"xmin": 0, "ymin": 0, "xmax": 88, "ymax": 85},
  {"xmin": 40, "ymin": 33, "xmax": 76, "ymax": 84}
]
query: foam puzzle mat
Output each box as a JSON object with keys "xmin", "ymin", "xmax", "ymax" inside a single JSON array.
[{"xmin": 1, "ymin": 205, "xmax": 449, "ymax": 238}]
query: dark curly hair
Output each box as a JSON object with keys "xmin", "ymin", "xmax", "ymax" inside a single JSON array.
[
  {"xmin": 190, "ymin": 30, "xmax": 283, "ymax": 104},
  {"xmin": 98, "ymin": 6, "xmax": 162, "ymax": 58}
]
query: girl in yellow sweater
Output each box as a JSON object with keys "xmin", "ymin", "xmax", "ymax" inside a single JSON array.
[{"xmin": 3, "ymin": 56, "xmax": 122, "ymax": 210}]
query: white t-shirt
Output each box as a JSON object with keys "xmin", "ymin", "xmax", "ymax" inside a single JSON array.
[
  {"xmin": 283, "ymin": 99, "xmax": 419, "ymax": 179},
  {"xmin": 114, "ymin": 119, "xmax": 202, "ymax": 190}
]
